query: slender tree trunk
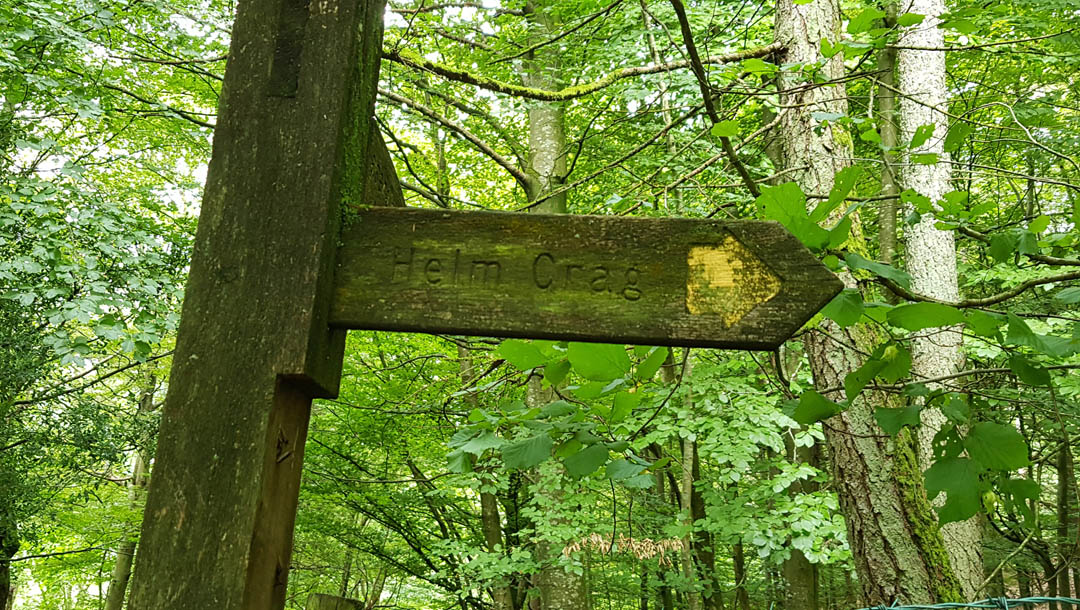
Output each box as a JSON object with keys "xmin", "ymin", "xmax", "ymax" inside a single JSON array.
[
  {"xmin": 732, "ymin": 542, "xmax": 750, "ymax": 610},
  {"xmin": 0, "ymin": 520, "xmax": 16, "ymax": 610},
  {"xmin": 460, "ymin": 346, "xmax": 516, "ymax": 610},
  {"xmin": 1018, "ymin": 569, "xmax": 1032, "ymax": 598},
  {"xmin": 876, "ymin": 3, "xmax": 900, "ymax": 266},
  {"xmin": 774, "ymin": 0, "xmax": 964, "ymax": 603},
  {"xmin": 520, "ymin": 3, "xmax": 582, "ymax": 607},
  {"xmin": 896, "ymin": 0, "xmax": 983, "ymax": 596},
  {"xmin": 482, "ymin": 491, "xmax": 515, "ymax": 610},
  {"xmin": 681, "ymin": 436, "xmax": 701, "ymax": 610},
  {"xmin": 782, "ymin": 442, "xmax": 820, "ymax": 610},
  {"xmin": 104, "ymin": 380, "xmax": 155, "ymax": 610},
  {"xmin": 1057, "ymin": 445, "xmax": 1074, "ymax": 598},
  {"xmin": 691, "ymin": 449, "xmax": 720, "ymax": 610},
  {"xmin": 339, "ymin": 544, "xmax": 353, "ymax": 598}
]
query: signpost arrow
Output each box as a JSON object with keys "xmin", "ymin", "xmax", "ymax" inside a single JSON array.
[{"xmin": 331, "ymin": 206, "xmax": 843, "ymax": 350}]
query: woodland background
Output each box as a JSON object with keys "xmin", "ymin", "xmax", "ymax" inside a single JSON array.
[{"xmin": 1, "ymin": 0, "xmax": 1079, "ymax": 608}]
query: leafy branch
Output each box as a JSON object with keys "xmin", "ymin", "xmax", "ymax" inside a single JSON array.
[{"xmin": 383, "ymin": 42, "xmax": 782, "ymax": 102}]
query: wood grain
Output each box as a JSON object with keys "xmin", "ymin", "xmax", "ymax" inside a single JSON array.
[
  {"xmin": 127, "ymin": 1, "xmax": 396, "ymax": 609},
  {"xmin": 332, "ymin": 207, "xmax": 842, "ymax": 350}
]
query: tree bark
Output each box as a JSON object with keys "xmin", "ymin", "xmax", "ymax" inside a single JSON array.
[
  {"xmin": 732, "ymin": 542, "xmax": 750, "ymax": 610},
  {"xmin": 0, "ymin": 518, "xmax": 16, "ymax": 610},
  {"xmin": 104, "ymin": 379, "xmax": 156, "ymax": 610},
  {"xmin": 876, "ymin": 3, "xmax": 900, "ymax": 266},
  {"xmin": 896, "ymin": 0, "xmax": 983, "ymax": 596},
  {"xmin": 519, "ymin": 3, "xmax": 581, "ymax": 607},
  {"xmin": 782, "ymin": 442, "xmax": 820, "ymax": 610},
  {"xmin": 681, "ymin": 434, "xmax": 701, "ymax": 610},
  {"xmin": 1057, "ymin": 445, "xmax": 1073, "ymax": 598},
  {"xmin": 773, "ymin": 0, "xmax": 965, "ymax": 603}
]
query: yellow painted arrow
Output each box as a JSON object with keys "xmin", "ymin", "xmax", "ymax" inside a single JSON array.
[{"xmin": 686, "ymin": 236, "xmax": 782, "ymax": 328}]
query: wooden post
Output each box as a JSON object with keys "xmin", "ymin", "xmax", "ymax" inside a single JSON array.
[
  {"xmin": 127, "ymin": 1, "xmax": 398, "ymax": 608},
  {"xmin": 307, "ymin": 594, "xmax": 363, "ymax": 610}
]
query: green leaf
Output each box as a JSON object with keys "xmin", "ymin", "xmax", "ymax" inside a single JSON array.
[
  {"xmin": 555, "ymin": 439, "xmax": 583, "ymax": 459},
  {"xmin": 756, "ymin": 183, "xmax": 833, "ymax": 251},
  {"xmin": 1008, "ymin": 355, "xmax": 1050, "ymax": 386},
  {"xmin": 742, "ymin": 58, "xmax": 776, "ymax": 75},
  {"xmin": 1055, "ymin": 287, "xmax": 1080, "ymax": 304},
  {"xmin": 1001, "ymin": 477, "xmax": 1040, "ymax": 524},
  {"xmin": 819, "ymin": 37, "xmax": 839, "ymax": 58},
  {"xmin": 710, "ymin": 120, "xmax": 739, "ymax": 138},
  {"xmin": 789, "ymin": 391, "xmax": 842, "ymax": 426},
  {"xmin": 498, "ymin": 339, "xmax": 550, "ymax": 370},
  {"xmin": 815, "ymin": 166, "xmax": 863, "ymax": 220},
  {"xmin": 964, "ymin": 422, "xmax": 1029, "ymax": 470},
  {"xmin": 964, "ymin": 310, "xmax": 1003, "ymax": 337},
  {"xmin": 943, "ymin": 122, "xmax": 973, "ymax": 153},
  {"xmin": 821, "ymin": 289, "xmax": 864, "ymax": 328},
  {"xmin": 1028, "ymin": 215, "xmax": 1050, "ymax": 234},
  {"xmin": 844, "ymin": 252, "xmax": 911, "ymax": 289},
  {"xmin": 461, "ymin": 431, "xmax": 505, "ymax": 455},
  {"xmin": 611, "ymin": 391, "xmax": 640, "ymax": 423},
  {"xmin": 912, "ymin": 153, "xmax": 939, "ymax": 165},
  {"xmin": 502, "ymin": 434, "xmax": 553, "ymax": 470},
  {"xmin": 756, "ymin": 182, "xmax": 807, "ymax": 226},
  {"xmin": 924, "ymin": 457, "xmax": 984, "ymax": 523},
  {"xmin": 878, "ymin": 343, "xmax": 912, "ymax": 383},
  {"xmin": 564, "ymin": 444, "xmax": 609, "ymax": 478},
  {"xmin": 567, "ymin": 342, "xmax": 631, "ymax": 382},
  {"xmin": 848, "ymin": 7, "xmax": 885, "ymax": 34},
  {"xmin": 896, "ymin": 12, "xmax": 925, "ymax": 26},
  {"xmin": 942, "ymin": 18, "xmax": 976, "ymax": 34},
  {"xmin": 544, "ymin": 358, "xmax": 571, "ymax": 386},
  {"xmin": 636, "ymin": 347, "xmax": 669, "ymax": 381},
  {"xmin": 988, "ymin": 232, "xmax": 1017, "ymax": 264},
  {"xmin": 606, "ymin": 458, "xmax": 647, "ymax": 481},
  {"xmin": 1006, "ymin": 314, "xmax": 1059, "ymax": 356},
  {"xmin": 887, "ymin": 302, "xmax": 963, "ymax": 331},
  {"xmin": 845, "ymin": 359, "xmax": 885, "ymax": 401},
  {"xmin": 811, "ymin": 111, "xmax": 845, "ymax": 122},
  {"xmin": 541, "ymin": 400, "xmax": 576, "ymax": 418},
  {"xmin": 828, "ymin": 216, "xmax": 852, "ymax": 249},
  {"xmin": 874, "ymin": 405, "xmax": 921, "ymax": 435},
  {"xmin": 447, "ymin": 449, "xmax": 473, "ymax": 473},
  {"xmin": 909, "ymin": 124, "xmax": 936, "ymax": 149},
  {"xmin": 623, "ymin": 474, "xmax": 655, "ymax": 489},
  {"xmin": 941, "ymin": 395, "xmax": 969, "ymax": 424}
]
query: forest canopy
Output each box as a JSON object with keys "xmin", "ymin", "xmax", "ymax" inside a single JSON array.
[{"xmin": 1, "ymin": 0, "xmax": 1079, "ymax": 608}]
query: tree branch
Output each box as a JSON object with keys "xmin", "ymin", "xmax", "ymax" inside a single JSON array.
[
  {"xmin": 879, "ymin": 270, "xmax": 1080, "ymax": 307},
  {"xmin": 521, "ymin": 104, "xmax": 703, "ymax": 210},
  {"xmin": 379, "ymin": 88, "xmax": 529, "ymax": 188},
  {"xmin": 667, "ymin": 0, "xmax": 761, "ymax": 197},
  {"xmin": 383, "ymin": 42, "xmax": 782, "ymax": 102},
  {"xmin": 12, "ymin": 351, "xmax": 173, "ymax": 407},
  {"xmin": 493, "ymin": 0, "xmax": 626, "ymax": 64},
  {"xmin": 958, "ymin": 226, "xmax": 1080, "ymax": 267}
]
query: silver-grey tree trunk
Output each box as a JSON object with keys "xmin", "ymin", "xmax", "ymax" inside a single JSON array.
[
  {"xmin": 896, "ymin": 0, "xmax": 983, "ymax": 596},
  {"xmin": 519, "ymin": 2, "xmax": 582, "ymax": 608},
  {"xmin": 773, "ymin": 0, "xmax": 965, "ymax": 603}
]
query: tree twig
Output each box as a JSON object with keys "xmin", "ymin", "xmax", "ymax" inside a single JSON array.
[{"xmin": 383, "ymin": 42, "xmax": 782, "ymax": 102}]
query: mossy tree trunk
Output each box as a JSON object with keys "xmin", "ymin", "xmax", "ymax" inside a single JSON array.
[
  {"xmin": 895, "ymin": 0, "xmax": 984, "ymax": 595},
  {"xmin": 773, "ymin": 0, "xmax": 965, "ymax": 603}
]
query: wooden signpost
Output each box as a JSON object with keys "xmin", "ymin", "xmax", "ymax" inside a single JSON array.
[
  {"xmin": 333, "ymin": 207, "xmax": 838, "ymax": 350},
  {"xmin": 126, "ymin": 0, "xmax": 841, "ymax": 608}
]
